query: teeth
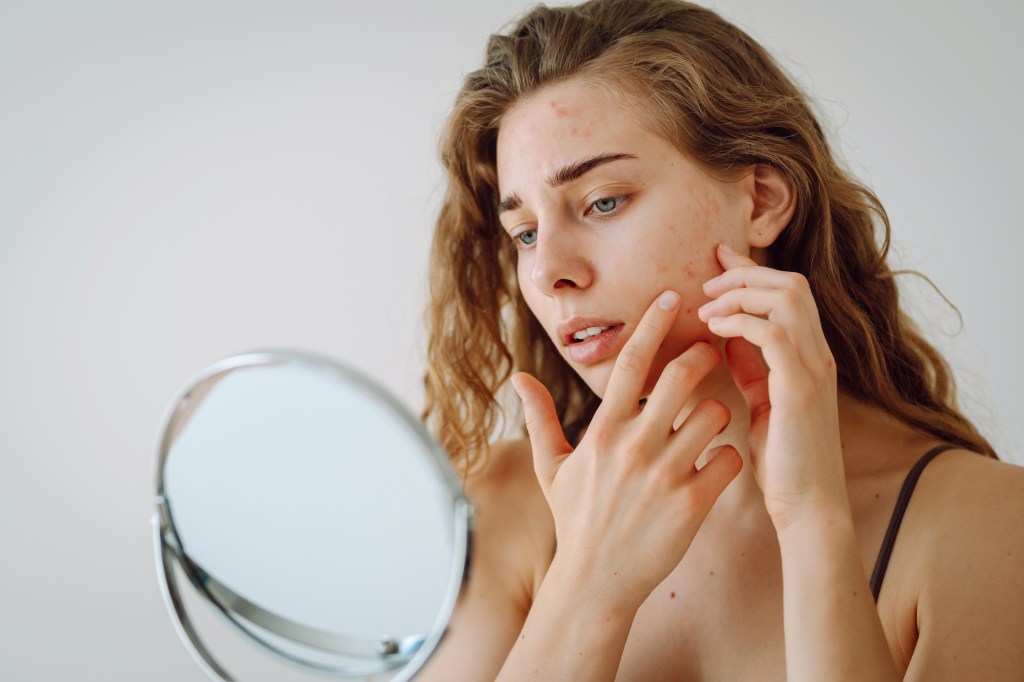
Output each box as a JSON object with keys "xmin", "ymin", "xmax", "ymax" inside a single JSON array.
[{"xmin": 573, "ymin": 325, "xmax": 610, "ymax": 341}]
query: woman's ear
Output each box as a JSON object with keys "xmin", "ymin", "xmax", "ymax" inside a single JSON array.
[{"xmin": 746, "ymin": 163, "xmax": 796, "ymax": 249}]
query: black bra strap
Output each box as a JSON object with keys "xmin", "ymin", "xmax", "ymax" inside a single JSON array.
[{"xmin": 869, "ymin": 444, "xmax": 958, "ymax": 602}]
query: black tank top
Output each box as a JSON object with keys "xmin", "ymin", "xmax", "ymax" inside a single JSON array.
[{"xmin": 869, "ymin": 444, "xmax": 957, "ymax": 601}]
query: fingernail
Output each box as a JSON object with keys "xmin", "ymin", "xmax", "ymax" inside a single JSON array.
[
  {"xmin": 658, "ymin": 290, "xmax": 680, "ymax": 310},
  {"xmin": 720, "ymin": 243, "xmax": 737, "ymax": 255},
  {"xmin": 703, "ymin": 275, "xmax": 720, "ymax": 290},
  {"xmin": 509, "ymin": 374, "xmax": 525, "ymax": 399}
]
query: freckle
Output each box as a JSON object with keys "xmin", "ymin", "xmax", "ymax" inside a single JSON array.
[
  {"xmin": 875, "ymin": 493, "xmax": 880, "ymax": 498},
  {"xmin": 709, "ymin": 571, "xmax": 715, "ymax": 576},
  {"xmin": 670, "ymin": 592, "xmax": 676, "ymax": 599},
  {"xmin": 685, "ymin": 266, "xmax": 694, "ymax": 277},
  {"xmin": 685, "ymin": 307, "xmax": 692, "ymax": 314},
  {"xmin": 571, "ymin": 127, "xmax": 578, "ymax": 135}
]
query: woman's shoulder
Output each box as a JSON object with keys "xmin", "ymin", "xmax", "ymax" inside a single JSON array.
[
  {"xmin": 418, "ymin": 440, "xmax": 554, "ymax": 679},
  {"xmin": 464, "ymin": 437, "xmax": 550, "ymax": 526},
  {"xmin": 912, "ymin": 448, "xmax": 1024, "ymax": 534},
  {"xmin": 897, "ymin": 448, "xmax": 1024, "ymax": 666},
  {"xmin": 462, "ymin": 437, "xmax": 555, "ymax": 597}
]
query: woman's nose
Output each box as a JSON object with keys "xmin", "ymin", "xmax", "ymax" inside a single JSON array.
[{"xmin": 529, "ymin": 223, "xmax": 593, "ymax": 295}]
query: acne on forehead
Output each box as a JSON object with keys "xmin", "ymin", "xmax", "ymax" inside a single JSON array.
[
  {"xmin": 548, "ymin": 99, "xmax": 572, "ymax": 118},
  {"xmin": 546, "ymin": 97, "xmax": 594, "ymax": 137}
]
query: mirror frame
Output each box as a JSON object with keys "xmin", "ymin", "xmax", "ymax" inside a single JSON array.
[{"xmin": 152, "ymin": 350, "xmax": 474, "ymax": 681}]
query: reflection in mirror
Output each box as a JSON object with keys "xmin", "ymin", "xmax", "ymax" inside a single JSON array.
[{"xmin": 153, "ymin": 351, "xmax": 473, "ymax": 681}]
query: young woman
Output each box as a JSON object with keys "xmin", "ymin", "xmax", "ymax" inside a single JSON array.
[{"xmin": 419, "ymin": 1, "xmax": 1024, "ymax": 679}]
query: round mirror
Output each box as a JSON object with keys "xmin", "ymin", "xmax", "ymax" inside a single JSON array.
[{"xmin": 152, "ymin": 351, "xmax": 473, "ymax": 681}]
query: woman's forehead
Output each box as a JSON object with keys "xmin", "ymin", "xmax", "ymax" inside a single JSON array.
[{"xmin": 496, "ymin": 81, "xmax": 662, "ymax": 193}]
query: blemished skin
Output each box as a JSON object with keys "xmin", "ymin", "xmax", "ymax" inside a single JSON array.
[{"xmin": 416, "ymin": 79, "xmax": 1024, "ymax": 681}]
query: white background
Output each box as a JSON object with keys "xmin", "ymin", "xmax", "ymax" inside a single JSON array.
[{"xmin": 1, "ymin": 1, "xmax": 1020, "ymax": 680}]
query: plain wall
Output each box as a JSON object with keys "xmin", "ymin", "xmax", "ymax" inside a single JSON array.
[{"xmin": 1, "ymin": 1, "xmax": 1020, "ymax": 680}]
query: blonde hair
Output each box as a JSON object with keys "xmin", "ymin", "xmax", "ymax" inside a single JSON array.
[{"xmin": 422, "ymin": 0, "xmax": 996, "ymax": 474}]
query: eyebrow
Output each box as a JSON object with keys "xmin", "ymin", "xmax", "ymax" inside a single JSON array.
[{"xmin": 497, "ymin": 152, "xmax": 638, "ymax": 215}]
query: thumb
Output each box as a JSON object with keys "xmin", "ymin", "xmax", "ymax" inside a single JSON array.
[
  {"xmin": 724, "ymin": 338, "xmax": 771, "ymax": 421},
  {"xmin": 510, "ymin": 372, "xmax": 573, "ymax": 489}
]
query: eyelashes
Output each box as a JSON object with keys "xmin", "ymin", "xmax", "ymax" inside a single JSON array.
[{"xmin": 508, "ymin": 193, "xmax": 631, "ymax": 249}]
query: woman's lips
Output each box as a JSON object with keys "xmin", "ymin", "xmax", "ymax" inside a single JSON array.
[{"xmin": 565, "ymin": 324, "xmax": 625, "ymax": 365}]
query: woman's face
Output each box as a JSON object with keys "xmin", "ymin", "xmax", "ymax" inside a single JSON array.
[{"xmin": 496, "ymin": 79, "xmax": 754, "ymax": 397}]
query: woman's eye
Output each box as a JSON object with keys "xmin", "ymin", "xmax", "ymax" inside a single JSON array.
[
  {"xmin": 517, "ymin": 229, "xmax": 538, "ymax": 246},
  {"xmin": 590, "ymin": 196, "xmax": 624, "ymax": 214}
]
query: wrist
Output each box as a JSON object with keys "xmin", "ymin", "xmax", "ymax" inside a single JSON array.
[
  {"xmin": 544, "ymin": 554, "xmax": 646, "ymax": 618},
  {"xmin": 774, "ymin": 501, "xmax": 856, "ymax": 549}
]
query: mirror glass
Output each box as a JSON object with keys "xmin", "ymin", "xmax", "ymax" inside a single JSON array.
[{"xmin": 153, "ymin": 351, "xmax": 472, "ymax": 681}]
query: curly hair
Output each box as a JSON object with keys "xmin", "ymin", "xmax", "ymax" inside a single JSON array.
[{"xmin": 422, "ymin": 0, "xmax": 996, "ymax": 475}]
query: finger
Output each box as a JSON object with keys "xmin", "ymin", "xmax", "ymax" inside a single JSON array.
[
  {"xmin": 674, "ymin": 444, "xmax": 743, "ymax": 518},
  {"xmin": 704, "ymin": 262, "xmax": 813, "ymax": 301},
  {"xmin": 640, "ymin": 342, "xmax": 722, "ymax": 430},
  {"xmin": 715, "ymin": 242, "xmax": 757, "ymax": 266},
  {"xmin": 704, "ymin": 259, "xmax": 822, "ymax": 326},
  {"xmin": 697, "ymin": 287, "xmax": 826, "ymax": 367},
  {"xmin": 600, "ymin": 290, "xmax": 681, "ymax": 420},
  {"xmin": 661, "ymin": 398, "xmax": 732, "ymax": 473},
  {"xmin": 693, "ymin": 445, "xmax": 743, "ymax": 494},
  {"xmin": 706, "ymin": 313, "xmax": 804, "ymax": 382},
  {"xmin": 510, "ymin": 373, "xmax": 573, "ymax": 489},
  {"xmin": 724, "ymin": 337, "xmax": 771, "ymax": 422}
]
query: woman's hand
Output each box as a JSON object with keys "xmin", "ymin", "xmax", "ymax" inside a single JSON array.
[
  {"xmin": 511, "ymin": 290, "xmax": 743, "ymax": 610},
  {"xmin": 697, "ymin": 243, "xmax": 848, "ymax": 530}
]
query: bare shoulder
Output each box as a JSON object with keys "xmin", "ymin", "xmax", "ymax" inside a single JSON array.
[
  {"xmin": 416, "ymin": 439, "xmax": 553, "ymax": 681},
  {"xmin": 900, "ymin": 450, "xmax": 1024, "ymax": 678},
  {"xmin": 911, "ymin": 449, "xmax": 1024, "ymax": 539},
  {"xmin": 464, "ymin": 437, "xmax": 554, "ymax": 564}
]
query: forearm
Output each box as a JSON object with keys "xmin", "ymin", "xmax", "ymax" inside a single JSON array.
[
  {"xmin": 496, "ymin": 558, "xmax": 639, "ymax": 682},
  {"xmin": 776, "ymin": 509, "xmax": 901, "ymax": 682}
]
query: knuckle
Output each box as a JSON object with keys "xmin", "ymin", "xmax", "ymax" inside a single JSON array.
[
  {"xmin": 662, "ymin": 359, "xmax": 699, "ymax": 387},
  {"xmin": 587, "ymin": 423, "xmax": 615, "ymax": 450},
  {"xmin": 698, "ymin": 398, "xmax": 732, "ymax": 430},
  {"xmin": 679, "ymin": 487, "xmax": 709, "ymax": 516},
  {"xmin": 823, "ymin": 352, "xmax": 837, "ymax": 375},
  {"xmin": 782, "ymin": 288, "xmax": 803, "ymax": 308},
  {"xmin": 765, "ymin": 322, "xmax": 788, "ymax": 344},
  {"xmin": 788, "ymin": 272, "xmax": 810, "ymax": 291},
  {"xmin": 616, "ymin": 345, "xmax": 645, "ymax": 374}
]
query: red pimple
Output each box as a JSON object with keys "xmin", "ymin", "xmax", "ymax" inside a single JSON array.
[{"xmin": 548, "ymin": 100, "xmax": 571, "ymax": 117}]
